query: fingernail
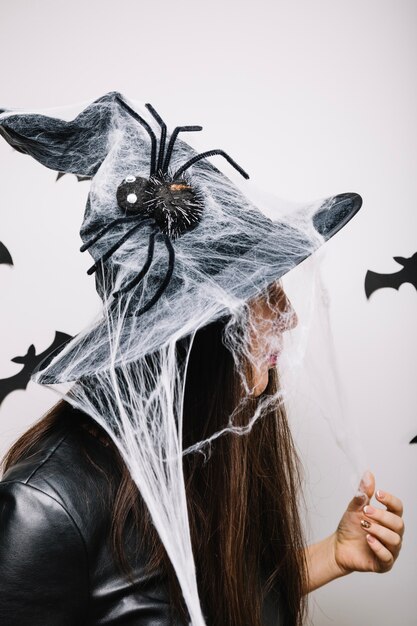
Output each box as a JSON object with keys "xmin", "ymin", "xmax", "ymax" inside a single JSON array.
[
  {"xmin": 366, "ymin": 534, "xmax": 375, "ymax": 543},
  {"xmin": 361, "ymin": 519, "xmax": 371, "ymax": 529},
  {"xmin": 376, "ymin": 490, "xmax": 385, "ymax": 499},
  {"xmin": 364, "ymin": 505, "xmax": 375, "ymax": 515},
  {"xmin": 359, "ymin": 470, "xmax": 372, "ymax": 490}
]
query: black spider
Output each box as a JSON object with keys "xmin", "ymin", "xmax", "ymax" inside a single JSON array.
[{"xmin": 80, "ymin": 95, "xmax": 249, "ymax": 317}]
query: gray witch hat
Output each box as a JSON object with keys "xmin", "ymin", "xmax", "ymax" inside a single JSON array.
[{"xmin": 0, "ymin": 92, "xmax": 362, "ymax": 384}]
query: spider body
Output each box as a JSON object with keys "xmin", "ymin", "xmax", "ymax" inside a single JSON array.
[
  {"xmin": 81, "ymin": 96, "xmax": 249, "ymax": 317},
  {"xmin": 116, "ymin": 170, "xmax": 205, "ymax": 239}
]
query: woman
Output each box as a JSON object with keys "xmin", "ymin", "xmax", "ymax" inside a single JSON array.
[
  {"xmin": 0, "ymin": 92, "xmax": 405, "ymax": 625},
  {"xmin": 0, "ymin": 279, "xmax": 404, "ymax": 626}
]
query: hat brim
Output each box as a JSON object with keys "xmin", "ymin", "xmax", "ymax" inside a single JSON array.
[{"xmin": 31, "ymin": 191, "xmax": 362, "ymax": 385}]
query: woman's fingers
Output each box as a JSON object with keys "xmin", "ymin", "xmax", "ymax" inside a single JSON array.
[
  {"xmin": 362, "ymin": 503, "xmax": 405, "ymax": 537},
  {"xmin": 360, "ymin": 518, "xmax": 402, "ymax": 553},
  {"xmin": 375, "ymin": 489, "xmax": 404, "ymax": 517},
  {"xmin": 364, "ymin": 533, "xmax": 396, "ymax": 569},
  {"xmin": 359, "ymin": 490, "xmax": 405, "ymax": 570}
]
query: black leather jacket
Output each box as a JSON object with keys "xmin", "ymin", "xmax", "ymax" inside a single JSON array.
[{"xmin": 0, "ymin": 410, "xmax": 284, "ymax": 625}]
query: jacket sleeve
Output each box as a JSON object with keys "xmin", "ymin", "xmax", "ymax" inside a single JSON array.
[{"xmin": 0, "ymin": 480, "xmax": 89, "ymax": 625}]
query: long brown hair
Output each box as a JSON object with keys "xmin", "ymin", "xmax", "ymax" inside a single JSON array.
[{"xmin": 2, "ymin": 318, "xmax": 309, "ymax": 625}]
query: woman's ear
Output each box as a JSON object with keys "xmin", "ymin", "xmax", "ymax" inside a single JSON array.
[{"xmin": 0, "ymin": 91, "xmax": 130, "ymax": 178}]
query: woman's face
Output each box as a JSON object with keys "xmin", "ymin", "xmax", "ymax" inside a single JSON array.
[{"xmin": 247, "ymin": 279, "xmax": 298, "ymax": 397}]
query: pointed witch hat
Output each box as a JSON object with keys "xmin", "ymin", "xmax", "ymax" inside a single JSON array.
[{"xmin": 0, "ymin": 91, "xmax": 362, "ymax": 384}]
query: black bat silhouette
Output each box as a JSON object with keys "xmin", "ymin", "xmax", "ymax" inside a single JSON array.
[
  {"xmin": 56, "ymin": 171, "xmax": 91, "ymax": 183},
  {"xmin": 0, "ymin": 331, "xmax": 73, "ymax": 407},
  {"xmin": 410, "ymin": 436, "xmax": 417, "ymax": 444},
  {"xmin": 0, "ymin": 241, "xmax": 13, "ymax": 266},
  {"xmin": 365, "ymin": 252, "xmax": 417, "ymax": 299}
]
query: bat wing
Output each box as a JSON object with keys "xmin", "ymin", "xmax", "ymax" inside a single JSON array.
[
  {"xmin": 0, "ymin": 241, "xmax": 13, "ymax": 266},
  {"xmin": 56, "ymin": 172, "xmax": 92, "ymax": 182},
  {"xmin": 0, "ymin": 333, "xmax": 73, "ymax": 408},
  {"xmin": 0, "ymin": 374, "xmax": 31, "ymax": 406},
  {"xmin": 364, "ymin": 270, "xmax": 405, "ymax": 299},
  {"xmin": 35, "ymin": 331, "xmax": 73, "ymax": 365},
  {"xmin": 0, "ymin": 345, "xmax": 36, "ymax": 406}
]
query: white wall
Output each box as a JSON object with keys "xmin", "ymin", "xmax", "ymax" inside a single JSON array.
[{"xmin": 0, "ymin": 1, "xmax": 415, "ymax": 624}]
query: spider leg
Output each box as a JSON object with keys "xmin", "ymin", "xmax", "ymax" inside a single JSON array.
[
  {"xmin": 145, "ymin": 103, "xmax": 167, "ymax": 176},
  {"xmin": 87, "ymin": 219, "xmax": 152, "ymax": 275},
  {"xmin": 135, "ymin": 234, "xmax": 175, "ymax": 317},
  {"xmin": 173, "ymin": 149, "xmax": 249, "ymax": 180},
  {"xmin": 80, "ymin": 215, "xmax": 146, "ymax": 252},
  {"xmin": 162, "ymin": 126, "xmax": 203, "ymax": 173},
  {"xmin": 115, "ymin": 94, "xmax": 158, "ymax": 176},
  {"xmin": 112, "ymin": 230, "xmax": 157, "ymax": 299}
]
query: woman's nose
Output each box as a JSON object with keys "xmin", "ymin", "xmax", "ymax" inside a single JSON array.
[
  {"xmin": 288, "ymin": 307, "xmax": 298, "ymax": 330},
  {"xmin": 283, "ymin": 300, "xmax": 298, "ymax": 332}
]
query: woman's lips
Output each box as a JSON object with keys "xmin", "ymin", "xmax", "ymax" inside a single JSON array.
[{"xmin": 268, "ymin": 350, "xmax": 282, "ymax": 366}]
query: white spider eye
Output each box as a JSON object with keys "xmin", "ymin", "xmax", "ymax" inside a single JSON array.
[
  {"xmin": 116, "ymin": 174, "xmax": 148, "ymax": 214},
  {"xmin": 127, "ymin": 193, "xmax": 138, "ymax": 204}
]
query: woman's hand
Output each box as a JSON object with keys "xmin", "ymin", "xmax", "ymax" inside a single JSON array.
[{"xmin": 332, "ymin": 470, "xmax": 405, "ymax": 576}]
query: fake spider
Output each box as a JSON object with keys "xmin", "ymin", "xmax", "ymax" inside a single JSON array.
[{"xmin": 80, "ymin": 95, "xmax": 249, "ymax": 317}]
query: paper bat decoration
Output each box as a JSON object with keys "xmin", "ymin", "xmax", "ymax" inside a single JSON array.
[
  {"xmin": 0, "ymin": 241, "xmax": 13, "ymax": 266},
  {"xmin": 56, "ymin": 171, "xmax": 91, "ymax": 182},
  {"xmin": 0, "ymin": 331, "xmax": 73, "ymax": 407},
  {"xmin": 365, "ymin": 252, "xmax": 417, "ymax": 299}
]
